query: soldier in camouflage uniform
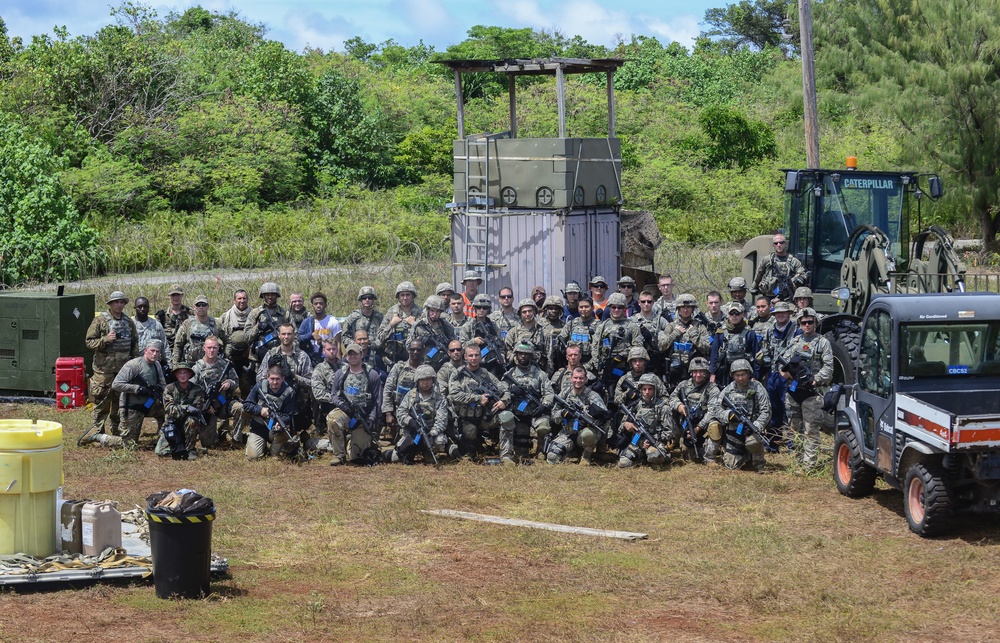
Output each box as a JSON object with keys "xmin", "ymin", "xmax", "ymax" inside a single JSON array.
[
  {"xmin": 710, "ymin": 302, "xmax": 761, "ymax": 388},
  {"xmin": 793, "ymin": 287, "xmax": 825, "ymax": 324},
  {"xmin": 752, "ymin": 233, "xmax": 806, "ymax": 302},
  {"xmin": 538, "ymin": 296, "xmax": 566, "ymax": 334},
  {"xmin": 446, "ymin": 293, "xmax": 468, "ymax": 329},
  {"xmin": 505, "ymin": 343, "xmax": 555, "ymax": 462},
  {"xmin": 342, "ymin": 287, "xmax": 384, "ymax": 353},
  {"xmin": 218, "ymin": 289, "xmax": 254, "ymax": 398},
  {"xmin": 550, "ymin": 343, "xmax": 598, "ymax": 395},
  {"xmin": 287, "ymin": 292, "xmax": 309, "ymax": 330},
  {"xmin": 504, "ymin": 298, "xmax": 552, "ymax": 374},
  {"xmin": 490, "ymin": 287, "xmax": 519, "ymax": 340},
  {"xmin": 437, "ymin": 340, "xmax": 466, "ymax": 395},
  {"xmin": 173, "ymin": 295, "xmax": 226, "ymax": 366},
  {"xmin": 712, "ymin": 359, "xmax": 771, "ymax": 471},
  {"xmin": 376, "ymin": 281, "xmax": 422, "ymax": 369},
  {"xmin": 779, "ymin": 307, "xmax": 833, "ymax": 469},
  {"xmin": 132, "ymin": 297, "xmax": 169, "ymax": 371},
  {"xmin": 388, "ymin": 365, "xmax": 454, "ymax": 462},
  {"xmin": 547, "ymin": 367, "xmax": 611, "ymax": 465},
  {"xmin": 311, "ymin": 339, "xmax": 341, "ymax": 438},
  {"xmin": 108, "ymin": 342, "xmax": 167, "ymax": 448},
  {"xmin": 383, "ymin": 338, "xmax": 426, "ymax": 439},
  {"xmin": 193, "ymin": 335, "xmax": 242, "ymax": 448},
  {"xmin": 727, "ymin": 277, "xmax": 754, "ymax": 318},
  {"xmin": 751, "ymin": 295, "xmax": 772, "ymax": 330},
  {"xmin": 668, "ymin": 357, "xmax": 721, "ymax": 462},
  {"xmin": 256, "ymin": 323, "xmax": 313, "ymax": 432},
  {"xmin": 651, "ymin": 274, "xmax": 676, "ymax": 321},
  {"xmin": 702, "ymin": 291, "xmax": 725, "ymax": 335},
  {"xmin": 156, "ymin": 284, "xmax": 191, "ymax": 357},
  {"xmin": 663, "ymin": 293, "xmax": 712, "ymax": 387},
  {"xmin": 327, "ymin": 344, "xmax": 384, "ymax": 465},
  {"xmin": 352, "ymin": 329, "xmax": 385, "ymax": 379},
  {"xmin": 589, "ymin": 292, "xmax": 642, "ymax": 393},
  {"xmin": 448, "ymin": 344, "xmax": 512, "ymax": 458},
  {"xmin": 409, "ymin": 295, "xmax": 456, "ymax": 370},
  {"xmin": 155, "ymin": 362, "xmax": 207, "ymax": 460},
  {"xmin": 459, "ymin": 270, "xmax": 482, "ymax": 318},
  {"xmin": 758, "ymin": 301, "xmax": 797, "ymax": 451},
  {"xmin": 245, "ymin": 282, "xmax": 289, "ymax": 367},
  {"xmin": 632, "ymin": 290, "xmax": 670, "ymax": 375},
  {"xmin": 557, "ymin": 297, "xmax": 600, "ymax": 366},
  {"xmin": 80, "ymin": 291, "xmax": 139, "ymax": 446},
  {"xmin": 243, "ymin": 365, "xmax": 297, "ymax": 461},
  {"xmin": 617, "ymin": 373, "xmax": 675, "ymax": 468},
  {"xmin": 459, "ymin": 294, "xmax": 507, "ymax": 377},
  {"xmin": 613, "ymin": 347, "xmax": 669, "ymax": 406},
  {"xmin": 562, "ymin": 281, "xmax": 582, "ymax": 320}
]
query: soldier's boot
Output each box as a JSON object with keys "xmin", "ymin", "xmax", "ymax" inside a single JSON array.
[
  {"xmin": 96, "ymin": 433, "xmax": 124, "ymax": 448},
  {"xmin": 77, "ymin": 425, "xmax": 101, "ymax": 447},
  {"xmin": 578, "ymin": 447, "xmax": 594, "ymax": 466}
]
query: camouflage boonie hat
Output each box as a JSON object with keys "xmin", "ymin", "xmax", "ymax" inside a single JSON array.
[
  {"xmin": 688, "ymin": 356, "xmax": 710, "ymax": 372},
  {"xmin": 543, "ymin": 295, "xmax": 564, "ymax": 309},
  {"xmin": 517, "ymin": 298, "xmax": 537, "ymax": 311},
  {"xmin": 172, "ymin": 361, "xmax": 194, "ymax": 375},
  {"xmin": 472, "ymin": 294, "xmax": 492, "ymax": 308},
  {"xmin": 637, "ymin": 373, "xmax": 659, "ymax": 387},
  {"xmin": 607, "ymin": 292, "xmax": 628, "ymax": 307},
  {"xmin": 107, "ymin": 291, "xmax": 129, "ymax": 305},
  {"xmin": 675, "ymin": 293, "xmax": 698, "ymax": 307},
  {"xmin": 772, "ymin": 301, "xmax": 796, "ymax": 313},
  {"xmin": 358, "ymin": 286, "xmax": 377, "ymax": 301},
  {"xmin": 414, "ymin": 365, "xmax": 436, "ymax": 380},
  {"xmin": 628, "ymin": 346, "xmax": 649, "ymax": 361},
  {"xmin": 514, "ymin": 342, "xmax": 534, "ymax": 354},
  {"xmin": 728, "ymin": 277, "xmax": 748, "ymax": 291},
  {"xmin": 423, "ymin": 295, "xmax": 446, "ymax": 311},
  {"xmin": 730, "ymin": 359, "xmax": 753, "ymax": 374},
  {"xmin": 794, "ymin": 286, "xmax": 814, "ymax": 300},
  {"xmin": 563, "ymin": 281, "xmax": 582, "ymax": 294},
  {"xmin": 395, "ymin": 281, "xmax": 417, "ymax": 297}
]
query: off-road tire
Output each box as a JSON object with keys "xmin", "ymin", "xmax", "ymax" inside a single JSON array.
[
  {"xmin": 833, "ymin": 429, "xmax": 877, "ymax": 497},
  {"xmin": 903, "ymin": 462, "xmax": 953, "ymax": 537},
  {"xmin": 826, "ymin": 319, "xmax": 860, "ymax": 385}
]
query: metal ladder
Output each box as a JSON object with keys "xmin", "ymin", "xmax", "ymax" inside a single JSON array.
[{"xmin": 464, "ymin": 136, "xmax": 492, "ymax": 291}]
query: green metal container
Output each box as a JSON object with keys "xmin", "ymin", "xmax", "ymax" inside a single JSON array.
[{"xmin": 0, "ymin": 293, "xmax": 95, "ymax": 395}]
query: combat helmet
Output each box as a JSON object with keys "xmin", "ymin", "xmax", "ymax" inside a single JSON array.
[
  {"xmin": 543, "ymin": 295, "xmax": 564, "ymax": 309},
  {"xmin": 423, "ymin": 295, "xmax": 446, "ymax": 311},
  {"xmin": 472, "ymin": 294, "xmax": 492, "ymax": 309},
  {"xmin": 358, "ymin": 286, "xmax": 378, "ymax": 301},
  {"xmin": 395, "ymin": 281, "xmax": 417, "ymax": 297},
  {"xmin": 607, "ymin": 292, "xmax": 628, "ymax": 307},
  {"xmin": 793, "ymin": 286, "xmax": 814, "ymax": 300},
  {"xmin": 517, "ymin": 298, "xmax": 537, "ymax": 312},
  {"xmin": 675, "ymin": 293, "xmax": 698, "ymax": 308},
  {"xmin": 259, "ymin": 282, "xmax": 281, "ymax": 298},
  {"xmin": 730, "ymin": 359, "xmax": 753, "ymax": 374},
  {"xmin": 414, "ymin": 365, "xmax": 436, "ymax": 380},
  {"xmin": 688, "ymin": 356, "xmax": 710, "ymax": 372}
]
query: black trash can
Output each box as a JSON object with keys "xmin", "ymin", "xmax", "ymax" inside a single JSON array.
[{"xmin": 145, "ymin": 506, "xmax": 216, "ymax": 598}]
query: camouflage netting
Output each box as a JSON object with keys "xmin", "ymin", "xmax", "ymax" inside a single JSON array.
[{"xmin": 621, "ymin": 210, "xmax": 662, "ymax": 271}]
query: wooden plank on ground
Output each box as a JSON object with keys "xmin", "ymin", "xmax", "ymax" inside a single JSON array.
[{"xmin": 420, "ymin": 509, "xmax": 648, "ymax": 541}]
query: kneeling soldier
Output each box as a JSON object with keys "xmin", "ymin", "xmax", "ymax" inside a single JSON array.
[
  {"xmin": 618, "ymin": 373, "xmax": 674, "ymax": 468},
  {"xmin": 448, "ymin": 344, "xmax": 512, "ymax": 458},
  {"xmin": 105, "ymin": 341, "xmax": 167, "ymax": 448},
  {"xmin": 328, "ymin": 343, "xmax": 384, "ymax": 465},
  {"xmin": 156, "ymin": 362, "xmax": 207, "ymax": 460},
  {"xmin": 548, "ymin": 367, "xmax": 611, "ymax": 465},
  {"xmin": 388, "ymin": 365, "xmax": 453, "ymax": 463},
  {"xmin": 712, "ymin": 359, "xmax": 771, "ymax": 471},
  {"xmin": 505, "ymin": 342, "xmax": 555, "ymax": 461},
  {"xmin": 243, "ymin": 365, "xmax": 297, "ymax": 461},
  {"xmin": 668, "ymin": 357, "xmax": 721, "ymax": 462}
]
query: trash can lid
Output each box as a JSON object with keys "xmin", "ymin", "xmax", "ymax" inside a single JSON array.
[{"xmin": 0, "ymin": 420, "xmax": 62, "ymax": 450}]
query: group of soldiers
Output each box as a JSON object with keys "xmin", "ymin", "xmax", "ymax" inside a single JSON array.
[{"xmin": 77, "ymin": 234, "xmax": 834, "ymax": 471}]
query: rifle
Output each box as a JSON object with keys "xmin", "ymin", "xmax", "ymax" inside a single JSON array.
[
  {"xmin": 598, "ymin": 331, "xmax": 627, "ymax": 386},
  {"xmin": 772, "ymin": 271, "xmax": 796, "ymax": 302},
  {"xmin": 720, "ymin": 392, "xmax": 765, "ymax": 445},
  {"xmin": 618, "ymin": 400, "xmax": 671, "ymax": 463},
  {"xmin": 339, "ymin": 395, "xmax": 377, "ymax": 439},
  {"xmin": 415, "ymin": 320, "xmax": 449, "ymax": 369},
  {"xmin": 677, "ymin": 386, "xmax": 704, "ymax": 461},
  {"xmin": 552, "ymin": 392, "xmax": 607, "ymax": 436},
  {"xmin": 475, "ymin": 321, "xmax": 506, "ymax": 371},
  {"xmin": 776, "ymin": 353, "xmax": 816, "ymax": 403},
  {"xmin": 411, "ymin": 411, "xmax": 440, "ymax": 467},
  {"xmin": 130, "ymin": 382, "xmax": 164, "ymax": 412},
  {"xmin": 502, "ymin": 373, "xmax": 549, "ymax": 418}
]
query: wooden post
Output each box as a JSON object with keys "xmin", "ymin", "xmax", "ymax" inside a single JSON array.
[
  {"xmin": 606, "ymin": 71, "xmax": 616, "ymax": 138},
  {"xmin": 556, "ymin": 64, "xmax": 566, "ymax": 138},
  {"xmin": 508, "ymin": 75, "xmax": 517, "ymax": 138},
  {"xmin": 799, "ymin": 0, "xmax": 820, "ymax": 168},
  {"xmin": 454, "ymin": 71, "xmax": 465, "ymax": 139}
]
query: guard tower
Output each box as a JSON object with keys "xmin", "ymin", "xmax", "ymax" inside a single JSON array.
[{"xmin": 438, "ymin": 58, "xmax": 633, "ymax": 297}]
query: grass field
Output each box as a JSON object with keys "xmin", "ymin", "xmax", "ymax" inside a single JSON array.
[{"xmin": 3, "ymin": 404, "xmax": 1000, "ymax": 643}]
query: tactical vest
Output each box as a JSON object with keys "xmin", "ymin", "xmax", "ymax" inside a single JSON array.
[
  {"xmin": 341, "ymin": 367, "xmax": 374, "ymax": 411},
  {"xmin": 102, "ymin": 312, "xmax": 133, "ymax": 354},
  {"xmin": 565, "ymin": 317, "xmax": 596, "ymax": 359},
  {"xmin": 392, "ymin": 364, "xmax": 419, "ymax": 405},
  {"xmin": 724, "ymin": 386, "xmax": 759, "ymax": 456},
  {"xmin": 184, "ymin": 318, "xmax": 216, "ymax": 362},
  {"xmin": 723, "ymin": 327, "xmax": 752, "ymax": 365}
]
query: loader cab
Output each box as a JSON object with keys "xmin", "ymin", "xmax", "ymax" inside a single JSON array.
[{"xmin": 783, "ymin": 166, "xmax": 928, "ymax": 293}]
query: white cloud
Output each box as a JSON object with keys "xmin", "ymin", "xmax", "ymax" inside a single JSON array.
[
  {"xmin": 643, "ymin": 15, "xmax": 701, "ymax": 50},
  {"xmin": 282, "ymin": 10, "xmax": 357, "ymax": 52},
  {"xmin": 507, "ymin": 0, "xmax": 547, "ymax": 25}
]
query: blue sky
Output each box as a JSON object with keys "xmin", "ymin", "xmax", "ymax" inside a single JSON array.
[{"xmin": 3, "ymin": 1, "xmax": 721, "ymax": 53}]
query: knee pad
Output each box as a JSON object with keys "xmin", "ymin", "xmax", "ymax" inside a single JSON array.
[
  {"xmin": 578, "ymin": 427, "xmax": 599, "ymax": 449},
  {"xmin": 498, "ymin": 410, "xmax": 515, "ymax": 432}
]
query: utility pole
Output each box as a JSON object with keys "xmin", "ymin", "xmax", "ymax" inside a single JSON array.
[{"xmin": 799, "ymin": 0, "xmax": 820, "ymax": 168}]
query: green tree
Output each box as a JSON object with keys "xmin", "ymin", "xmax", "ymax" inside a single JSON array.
[
  {"xmin": 815, "ymin": 0, "xmax": 1000, "ymax": 250},
  {"xmin": 698, "ymin": 105, "xmax": 777, "ymax": 169},
  {"xmin": 703, "ymin": 0, "xmax": 792, "ymax": 53},
  {"xmin": 0, "ymin": 114, "xmax": 100, "ymax": 283}
]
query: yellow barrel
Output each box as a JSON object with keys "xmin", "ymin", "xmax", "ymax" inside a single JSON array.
[{"xmin": 0, "ymin": 420, "xmax": 63, "ymax": 557}]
